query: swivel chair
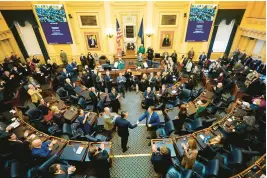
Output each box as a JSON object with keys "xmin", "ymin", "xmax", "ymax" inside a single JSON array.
[
  {"xmin": 157, "ymin": 120, "xmax": 175, "ymax": 138},
  {"xmin": 182, "ymin": 117, "xmax": 203, "ymax": 133},
  {"xmin": 165, "ymin": 166, "xmax": 193, "ymax": 178},
  {"xmin": 192, "ymin": 159, "xmax": 220, "ymax": 178},
  {"xmin": 25, "ymin": 108, "xmax": 43, "ymax": 123}
]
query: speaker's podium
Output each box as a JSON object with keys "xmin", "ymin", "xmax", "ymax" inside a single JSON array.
[{"xmin": 113, "ymin": 51, "xmax": 146, "ymax": 68}]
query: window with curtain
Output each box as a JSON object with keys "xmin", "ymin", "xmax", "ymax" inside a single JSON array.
[
  {"xmin": 212, "ymin": 19, "xmax": 235, "ymax": 52},
  {"xmin": 14, "ymin": 21, "xmax": 42, "ymax": 56},
  {"xmin": 253, "ymin": 39, "xmax": 265, "ymax": 56}
]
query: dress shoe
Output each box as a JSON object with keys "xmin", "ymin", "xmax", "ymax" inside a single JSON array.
[
  {"xmin": 148, "ymin": 142, "xmax": 151, "ymax": 146},
  {"xmin": 146, "ymin": 136, "xmax": 151, "ymax": 139},
  {"xmin": 122, "ymin": 146, "xmax": 130, "ymax": 153}
]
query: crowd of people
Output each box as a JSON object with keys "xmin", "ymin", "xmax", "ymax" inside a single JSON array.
[
  {"xmin": 36, "ymin": 5, "xmax": 67, "ymax": 23},
  {"xmin": 0, "ymin": 46, "xmax": 265, "ymax": 178}
]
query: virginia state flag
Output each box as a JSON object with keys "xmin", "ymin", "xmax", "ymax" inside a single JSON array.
[{"xmin": 138, "ymin": 18, "xmax": 144, "ymax": 45}]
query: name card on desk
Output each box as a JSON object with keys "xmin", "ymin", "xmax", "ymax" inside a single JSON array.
[{"xmin": 76, "ymin": 147, "xmax": 84, "ymax": 154}]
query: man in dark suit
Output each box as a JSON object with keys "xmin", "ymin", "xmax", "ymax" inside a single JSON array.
[
  {"xmin": 80, "ymin": 53, "xmax": 87, "ymax": 67},
  {"xmin": 138, "ymin": 106, "xmax": 160, "ymax": 146},
  {"xmin": 143, "ymin": 87, "xmax": 155, "ymax": 109},
  {"xmin": 88, "ymin": 144, "xmax": 110, "ymax": 178},
  {"xmin": 151, "ymin": 145, "xmax": 172, "ymax": 177},
  {"xmin": 89, "ymin": 87, "xmax": 100, "ymax": 112},
  {"xmin": 171, "ymin": 50, "xmax": 177, "ymax": 63},
  {"xmin": 115, "ymin": 111, "xmax": 138, "ymax": 152},
  {"xmin": 162, "ymin": 35, "xmax": 170, "ymax": 47},
  {"xmin": 64, "ymin": 78, "xmax": 76, "ymax": 96},
  {"xmin": 104, "ymin": 70, "xmax": 112, "ymax": 93},
  {"xmin": 88, "ymin": 35, "xmax": 97, "ymax": 48},
  {"xmin": 198, "ymin": 52, "xmax": 207, "ymax": 66},
  {"xmin": 116, "ymin": 72, "xmax": 126, "ymax": 98}
]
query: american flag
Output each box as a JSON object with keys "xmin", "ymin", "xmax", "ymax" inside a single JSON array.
[{"xmin": 116, "ymin": 18, "xmax": 122, "ymax": 46}]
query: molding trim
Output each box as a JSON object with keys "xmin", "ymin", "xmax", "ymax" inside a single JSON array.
[
  {"xmin": 239, "ymin": 27, "xmax": 266, "ymax": 40},
  {"xmin": 0, "ymin": 30, "xmax": 12, "ymax": 40}
]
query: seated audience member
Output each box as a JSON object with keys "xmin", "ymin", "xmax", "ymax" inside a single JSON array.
[
  {"xmin": 88, "ymin": 144, "xmax": 110, "ymax": 178},
  {"xmin": 33, "ymin": 67, "xmax": 46, "ymax": 84},
  {"xmin": 10, "ymin": 66, "xmax": 23, "ymax": 85},
  {"xmin": 174, "ymin": 104, "xmax": 188, "ymax": 132},
  {"xmin": 71, "ymin": 59, "xmax": 78, "ymax": 75},
  {"xmin": 109, "ymin": 87, "xmax": 121, "ymax": 113},
  {"xmin": 181, "ymin": 138, "xmax": 198, "ymax": 169},
  {"xmin": 80, "ymin": 53, "xmax": 87, "ymax": 66},
  {"xmin": 61, "ymin": 68, "xmax": 71, "ymax": 80},
  {"xmin": 26, "ymin": 58, "xmax": 35, "ymax": 74},
  {"xmin": 139, "ymin": 73, "xmax": 149, "ymax": 92},
  {"xmin": 143, "ymin": 87, "xmax": 155, "ymax": 109},
  {"xmin": 148, "ymin": 73, "xmax": 156, "ymax": 91},
  {"xmin": 31, "ymin": 138, "xmax": 57, "ymax": 158},
  {"xmin": 136, "ymin": 53, "xmax": 143, "ymax": 68},
  {"xmin": 246, "ymin": 73, "xmax": 261, "ymax": 96},
  {"xmin": 212, "ymin": 82, "xmax": 223, "ymax": 103},
  {"xmin": 194, "ymin": 100, "xmax": 208, "ymax": 119},
  {"xmin": 38, "ymin": 99, "xmax": 53, "ymax": 122},
  {"xmin": 198, "ymin": 52, "xmax": 207, "ymax": 66},
  {"xmin": 2, "ymin": 127, "xmax": 31, "ymax": 162},
  {"xmin": 64, "ymin": 78, "xmax": 76, "ymax": 96},
  {"xmin": 117, "ymin": 58, "xmax": 125, "ymax": 69},
  {"xmin": 49, "ymin": 164, "xmax": 76, "ymax": 178},
  {"xmin": 214, "ymin": 72, "xmax": 224, "ymax": 83},
  {"xmin": 151, "ymin": 145, "xmax": 172, "ymax": 177},
  {"xmin": 96, "ymin": 72, "xmax": 104, "ymax": 92},
  {"xmin": 32, "ymin": 55, "xmax": 40, "ymax": 65},
  {"xmin": 89, "ymin": 87, "xmax": 100, "ymax": 112},
  {"xmin": 51, "ymin": 106, "xmax": 65, "ymax": 127},
  {"xmin": 66, "ymin": 61, "xmax": 75, "ymax": 77},
  {"xmin": 155, "ymin": 72, "xmax": 162, "ymax": 91},
  {"xmin": 87, "ymin": 52, "xmax": 95, "ymax": 69},
  {"xmin": 132, "ymin": 74, "xmax": 140, "ymax": 93},
  {"xmin": 103, "ymin": 107, "xmax": 117, "ymax": 139},
  {"xmin": 77, "ymin": 109, "xmax": 91, "ymax": 135},
  {"xmin": 27, "ymin": 84, "xmax": 43, "ymax": 106},
  {"xmin": 185, "ymin": 75, "xmax": 196, "ymax": 90},
  {"xmin": 116, "ymin": 72, "xmax": 126, "ymax": 98},
  {"xmin": 232, "ymin": 60, "xmax": 243, "ymax": 72},
  {"xmin": 104, "ymin": 70, "xmax": 113, "ymax": 93},
  {"xmin": 159, "ymin": 84, "xmax": 168, "ymax": 107},
  {"xmin": 184, "ymin": 58, "xmax": 193, "ymax": 74},
  {"xmin": 81, "ymin": 71, "xmax": 93, "ymax": 88}
]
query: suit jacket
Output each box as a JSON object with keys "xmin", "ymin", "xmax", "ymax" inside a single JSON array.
[
  {"xmin": 64, "ymin": 83, "xmax": 76, "ymax": 96},
  {"xmin": 199, "ymin": 54, "xmax": 207, "ymax": 63},
  {"xmin": 28, "ymin": 88, "xmax": 42, "ymax": 103},
  {"xmin": 66, "ymin": 64, "xmax": 74, "ymax": 74},
  {"xmin": 61, "ymin": 72, "xmax": 71, "ymax": 79},
  {"xmin": 151, "ymin": 148, "xmax": 172, "ymax": 174},
  {"xmin": 89, "ymin": 91, "xmax": 99, "ymax": 105},
  {"xmin": 143, "ymin": 91, "xmax": 155, "ymax": 100},
  {"xmin": 138, "ymin": 111, "xmax": 160, "ymax": 130},
  {"xmin": 115, "ymin": 117, "xmax": 137, "ymax": 137},
  {"xmin": 104, "ymin": 75, "xmax": 112, "ymax": 88},
  {"xmin": 116, "ymin": 76, "xmax": 126, "ymax": 87}
]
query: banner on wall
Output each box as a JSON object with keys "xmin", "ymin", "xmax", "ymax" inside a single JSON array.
[
  {"xmin": 185, "ymin": 4, "xmax": 217, "ymax": 42},
  {"xmin": 35, "ymin": 4, "xmax": 73, "ymax": 44}
]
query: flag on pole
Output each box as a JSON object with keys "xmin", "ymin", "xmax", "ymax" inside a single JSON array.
[
  {"xmin": 116, "ymin": 18, "xmax": 122, "ymax": 45},
  {"xmin": 138, "ymin": 18, "xmax": 144, "ymax": 45}
]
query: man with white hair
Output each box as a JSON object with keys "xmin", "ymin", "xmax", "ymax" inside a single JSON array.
[
  {"xmin": 64, "ymin": 78, "xmax": 76, "ymax": 96},
  {"xmin": 27, "ymin": 84, "xmax": 42, "ymax": 106},
  {"xmin": 32, "ymin": 138, "xmax": 57, "ymax": 158},
  {"xmin": 103, "ymin": 107, "xmax": 118, "ymax": 139},
  {"xmin": 89, "ymin": 87, "xmax": 100, "ymax": 112}
]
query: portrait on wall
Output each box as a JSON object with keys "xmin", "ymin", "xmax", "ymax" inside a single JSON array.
[
  {"xmin": 160, "ymin": 31, "xmax": 174, "ymax": 49},
  {"xmin": 84, "ymin": 32, "xmax": 101, "ymax": 51}
]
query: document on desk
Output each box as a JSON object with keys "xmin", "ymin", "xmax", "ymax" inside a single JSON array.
[
  {"xmin": 199, "ymin": 134, "xmax": 205, "ymax": 140},
  {"xmin": 76, "ymin": 147, "xmax": 84, "ymax": 154}
]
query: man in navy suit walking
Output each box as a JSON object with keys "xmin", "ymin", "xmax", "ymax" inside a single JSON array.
[
  {"xmin": 138, "ymin": 106, "xmax": 160, "ymax": 146},
  {"xmin": 115, "ymin": 111, "xmax": 138, "ymax": 152}
]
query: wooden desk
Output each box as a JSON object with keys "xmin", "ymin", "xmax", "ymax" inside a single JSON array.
[
  {"xmin": 60, "ymin": 141, "xmax": 89, "ymax": 162},
  {"xmin": 75, "ymin": 85, "xmax": 91, "ymax": 100},
  {"xmin": 193, "ymin": 129, "xmax": 216, "ymax": 149},
  {"xmin": 200, "ymin": 90, "xmax": 214, "ymax": 100},
  {"xmin": 186, "ymin": 102, "xmax": 197, "ymax": 116},
  {"xmin": 64, "ymin": 108, "xmax": 78, "ymax": 122},
  {"xmin": 256, "ymin": 154, "xmax": 266, "ymax": 170},
  {"xmin": 48, "ymin": 136, "xmax": 67, "ymax": 156},
  {"xmin": 44, "ymin": 95, "xmax": 67, "ymax": 110},
  {"xmin": 151, "ymin": 139, "xmax": 176, "ymax": 157},
  {"xmin": 44, "ymin": 96, "xmax": 58, "ymax": 104},
  {"xmin": 113, "ymin": 54, "xmax": 147, "ymax": 67}
]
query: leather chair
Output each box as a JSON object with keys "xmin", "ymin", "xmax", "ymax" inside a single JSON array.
[
  {"xmin": 157, "ymin": 120, "xmax": 175, "ymax": 138},
  {"xmin": 215, "ymin": 148, "xmax": 243, "ymax": 174},
  {"xmin": 97, "ymin": 100, "xmax": 105, "ymax": 112},
  {"xmin": 70, "ymin": 95, "xmax": 79, "ymax": 106},
  {"xmin": 10, "ymin": 161, "xmax": 22, "ymax": 178},
  {"xmin": 25, "ymin": 108, "xmax": 43, "ymax": 123},
  {"xmin": 165, "ymin": 166, "xmax": 193, "ymax": 178},
  {"xmin": 183, "ymin": 117, "xmax": 203, "ymax": 133},
  {"xmin": 180, "ymin": 88, "xmax": 192, "ymax": 104},
  {"xmin": 56, "ymin": 87, "xmax": 69, "ymax": 102},
  {"xmin": 192, "ymin": 159, "xmax": 220, "ymax": 178},
  {"xmin": 27, "ymin": 154, "xmax": 59, "ymax": 178},
  {"xmin": 78, "ymin": 97, "xmax": 93, "ymax": 111},
  {"xmin": 62, "ymin": 123, "xmax": 73, "ymax": 137}
]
